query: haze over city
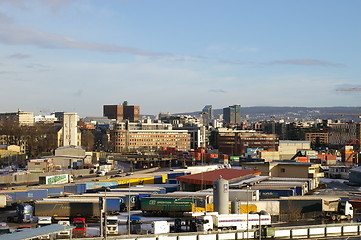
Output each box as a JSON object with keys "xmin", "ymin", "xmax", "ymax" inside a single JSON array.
[{"xmin": 0, "ymin": 0, "xmax": 360, "ymax": 116}]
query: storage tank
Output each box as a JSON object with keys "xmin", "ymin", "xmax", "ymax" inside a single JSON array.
[
  {"xmin": 213, "ymin": 176, "xmax": 229, "ymax": 214},
  {"xmin": 231, "ymin": 201, "xmax": 241, "ymax": 214}
]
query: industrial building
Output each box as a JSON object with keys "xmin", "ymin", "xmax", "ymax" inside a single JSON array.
[{"xmin": 176, "ymin": 168, "xmax": 261, "ymax": 191}]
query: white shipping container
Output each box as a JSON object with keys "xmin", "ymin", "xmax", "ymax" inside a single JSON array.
[
  {"xmin": 238, "ymin": 201, "xmax": 280, "ymax": 216},
  {"xmin": 0, "ymin": 195, "xmax": 6, "ymax": 208},
  {"xmin": 151, "ymin": 221, "xmax": 169, "ymax": 234}
]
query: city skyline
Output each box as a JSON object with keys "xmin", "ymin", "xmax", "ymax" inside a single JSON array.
[{"xmin": 0, "ymin": 0, "xmax": 360, "ymax": 116}]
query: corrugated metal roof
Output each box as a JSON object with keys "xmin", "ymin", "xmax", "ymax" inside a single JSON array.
[
  {"xmin": 229, "ymin": 175, "xmax": 270, "ymax": 187},
  {"xmin": 350, "ymin": 166, "xmax": 361, "ymax": 173},
  {"xmin": 6, "ymin": 224, "xmax": 74, "ymax": 240},
  {"xmin": 176, "ymin": 168, "xmax": 261, "ymax": 185}
]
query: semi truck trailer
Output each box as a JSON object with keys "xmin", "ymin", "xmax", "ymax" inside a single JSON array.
[
  {"xmin": 39, "ymin": 174, "xmax": 74, "ymax": 185},
  {"xmin": 195, "ymin": 212, "xmax": 271, "ymax": 232}
]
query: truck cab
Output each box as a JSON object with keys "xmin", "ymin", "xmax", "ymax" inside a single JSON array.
[
  {"xmin": 106, "ymin": 216, "xmax": 119, "ymax": 235},
  {"xmin": 37, "ymin": 216, "xmax": 52, "ymax": 227},
  {"xmin": 127, "ymin": 216, "xmax": 142, "ymax": 234},
  {"xmin": 72, "ymin": 218, "xmax": 86, "ymax": 236},
  {"xmin": 57, "ymin": 221, "xmax": 71, "ymax": 238},
  {"xmin": 151, "ymin": 221, "xmax": 170, "ymax": 234},
  {"xmin": 8, "ymin": 204, "xmax": 34, "ymax": 223},
  {"xmin": 195, "ymin": 215, "xmax": 213, "ymax": 232}
]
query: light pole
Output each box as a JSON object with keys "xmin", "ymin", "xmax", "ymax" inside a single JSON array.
[
  {"xmin": 257, "ymin": 211, "xmax": 262, "ymax": 240},
  {"xmin": 128, "ymin": 180, "xmax": 131, "ymax": 235},
  {"xmin": 243, "ymin": 183, "xmax": 251, "ymax": 239}
]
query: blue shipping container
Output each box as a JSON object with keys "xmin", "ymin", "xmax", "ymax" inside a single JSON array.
[
  {"xmin": 41, "ymin": 186, "xmax": 65, "ymax": 197},
  {"xmin": 85, "ymin": 181, "xmax": 119, "ymax": 191},
  {"xmin": 76, "ymin": 183, "xmax": 86, "ymax": 194},
  {"xmin": 259, "ymin": 189, "xmax": 294, "ymax": 199},
  {"xmin": 27, "ymin": 189, "xmax": 48, "ymax": 201},
  {"xmin": 106, "ymin": 198, "xmax": 121, "ymax": 212}
]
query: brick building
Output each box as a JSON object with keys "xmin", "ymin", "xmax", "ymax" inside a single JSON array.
[{"xmin": 103, "ymin": 104, "xmax": 140, "ymax": 122}]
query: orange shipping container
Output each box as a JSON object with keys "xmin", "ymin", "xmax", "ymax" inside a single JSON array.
[{"xmin": 298, "ymin": 156, "xmax": 309, "ymax": 163}]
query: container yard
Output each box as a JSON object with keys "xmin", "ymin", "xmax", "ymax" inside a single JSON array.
[{"xmin": 0, "ymin": 166, "xmax": 360, "ymax": 239}]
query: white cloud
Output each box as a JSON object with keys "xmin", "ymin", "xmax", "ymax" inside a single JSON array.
[
  {"xmin": 0, "ymin": 22, "xmax": 176, "ymax": 57},
  {"xmin": 262, "ymin": 59, "xmax": 345, "ymax": 67}
]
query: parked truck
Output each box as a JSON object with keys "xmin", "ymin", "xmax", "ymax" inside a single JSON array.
[
  {"xmin": 72, "ymin": 217, "xmax": 86, "ymax": 237},
  {"xmin": 141, "ymin": 197, "xmax": 207, "ymax": 216},
  {"xmin": 324, "ymin": 199, "xmax": 354, "ymax": 221},
  {"xmin": 195, "ymin": 212, "xmax": 271, "ymax": 232},
  {"xmin": 106, "ymin": 215, "xmax": 119, "ymax": 235},
  {"xmin": 57, "ymin": 220, "xmax": 71, "ymax": 238},
  {"xmin": 280, "ymin": 196, "xmax": 354, "ymax": 221},
  {"xmin": 7, "ymin": 203, "xmax": 34, "ymax": 223},
  {"xmin": 39, "ymin": 174, "xmax": 74, "ymax": 185},
  {"xmin": 37, "ymin": 216, "xmax": 52, "ymax": 227}
]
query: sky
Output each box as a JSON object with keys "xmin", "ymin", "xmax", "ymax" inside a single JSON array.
[{"xmin": 0, "ymin": 0, "xmax": 360, "ymax": 117}]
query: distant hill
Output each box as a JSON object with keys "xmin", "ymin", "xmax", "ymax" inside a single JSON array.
[{"xmin": 175, "ymin": 106, "xmax": 361, "ymax": 122}]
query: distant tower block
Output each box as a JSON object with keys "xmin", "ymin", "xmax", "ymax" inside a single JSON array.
[
  {"xmin": 213, "ymin": 176, "xmax": 229, "ymax": 214},
  {"xmin": 62, "ymin": 113, "xmax": 78, "ymax": 146}
]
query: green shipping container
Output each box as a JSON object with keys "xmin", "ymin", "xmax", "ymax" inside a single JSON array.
[{"xmin": 141, "ymin": 197, "xmax": 196, "ymax": 213}]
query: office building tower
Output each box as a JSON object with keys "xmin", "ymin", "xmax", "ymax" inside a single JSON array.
[
  {"xmin": 103, "ymin": 104, "xmax": 140, "ymax": 122},
  {"xmin": 201, "ymin": 105, "xmax": 214, "ymax": 125},
  {"xmin": 223, "ymin": 105, "xmax": 241, "ymax": 124}
]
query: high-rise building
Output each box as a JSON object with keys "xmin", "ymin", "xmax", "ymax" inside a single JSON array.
[
  {"xmin": 61, "ymin": 113, "xmax": 79, "ymax": 147},
  {"xmin": 223, "ymin": 105, "xmax": 241, "ymax": 124},
  {"xmin": 103, "ymin": 104, "xmax": 140, "ymax": 122},
  {"xmin": 201, "ymin": 105, "xmax": 214, "ymax": 125}
]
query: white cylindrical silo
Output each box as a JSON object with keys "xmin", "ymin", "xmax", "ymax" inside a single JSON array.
[{"xmin": 213, "ymin": 176, "xmax": 229, "ymax": 215}]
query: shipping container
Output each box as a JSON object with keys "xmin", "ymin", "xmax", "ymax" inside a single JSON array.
[
  {"xmin": 85, "ymin": 181, "xmax": 119, "ymax": 191},
  {"xmin": 144, "ymin": 184, "xmax": 179, "ymax": 193},
  {"xmin": 34, "ymin": 201, "xmax": 100, "ymax": 218},
  {"xmin": 237, "ymin": 201, "xmax": 280, "ymax": 216},
  {"xmin": 64, "ymin": 184, "xmax": 86, "ymax": 195},
  {"xmin": 140, "ymin": 197, "xmax": 206, "ymax": 216},
  {"xmin": 0, "ymin": 195, "xmax": 6, "ymax": 208},
  {"xmin": 258, "ymin": 189, "xmax": 295, "ymax": 199},
  {"xmin": 0, "ymin": 190, "xmax": 28, "ymax": 205},
  {"xmin": 19, "ymin": 185, "xmax": 65, "ymax": 197},
  {"xmin": 26, "ymin": 189, "xmax": 48, "ymax": 201},
  {"xmin": 110, "ymin": 186, "xmax": 166, "ymax": 194}
]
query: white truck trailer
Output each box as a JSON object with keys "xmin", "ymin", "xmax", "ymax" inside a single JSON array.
[
  {"xmin": 280, "ymin": 196, "xmax": 354, "ymax": 221},
  {"xmin": 39, "ymin": 174, "xmax": 74, "ymax": 185},
  {"xmin": 195, "ymin": 212, "xmax": 271, "ymax": 232}
]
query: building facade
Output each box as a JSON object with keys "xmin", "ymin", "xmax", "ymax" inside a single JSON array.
[
  {"xmin": 103, "ymin": 104, "xmax": 140, "ymax": 122},
  {"xmin": 216, "ymin": 129, "xmax": 279, "ymax": 155},
  {"xmin": 201, "ymin": 105, "xmax": 214, "ymax": 125},
  {"xmin": 0, "ymin": 110, "xmax": 34, "ymax": 126},
  {"xmin": 111, "ymin": 129, "xmax": 190, "ymax": 153},
  {"xmin": 223, "ymin": 105, "xmax": 241, "ymax": 124}
]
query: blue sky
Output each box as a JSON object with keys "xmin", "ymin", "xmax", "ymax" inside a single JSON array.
[{"xmin": 0, "ymin": 0, "xmax": 360, "ymax": 116}]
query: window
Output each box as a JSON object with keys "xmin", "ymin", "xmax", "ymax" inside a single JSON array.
[{"xmin": 281, "ymin": 168, "xmax": 285, "ymax": 173}]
